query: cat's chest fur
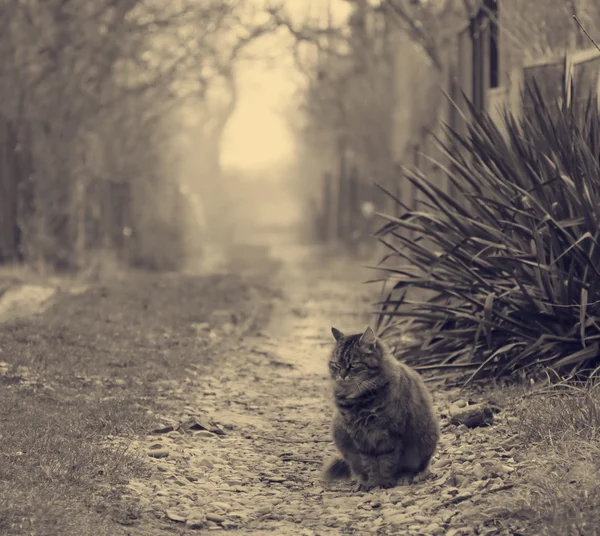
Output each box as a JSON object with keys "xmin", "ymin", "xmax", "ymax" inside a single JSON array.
[{"xmin": 337, "ymin": 398, "xmax": 397, "ymax": 453}]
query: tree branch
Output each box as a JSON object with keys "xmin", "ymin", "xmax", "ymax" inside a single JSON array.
[{"xmin": 381, "ymin": 0, "xmax": 442, "ymax": 70}]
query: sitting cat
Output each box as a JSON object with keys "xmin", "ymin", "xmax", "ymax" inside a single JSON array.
[{"xmin": 322, "ymin": 326, "xmax": 439, "ymax": 492}]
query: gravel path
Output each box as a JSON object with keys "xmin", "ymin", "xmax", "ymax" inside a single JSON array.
[{"xmin": 115, "ymin": 243, "xmax": 527, "ymax": 536}]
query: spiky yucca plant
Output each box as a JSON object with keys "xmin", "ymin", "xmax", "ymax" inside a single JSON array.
[{"xmin": 374, "ymin": 72, "xmax": 600, "ymax": 384}]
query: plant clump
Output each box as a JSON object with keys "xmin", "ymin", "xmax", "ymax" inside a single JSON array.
[{"xmin": 374, "ymin": 73, "xmax": 600, "ymax": 384}]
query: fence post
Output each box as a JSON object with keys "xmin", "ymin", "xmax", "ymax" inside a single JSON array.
[
  {"xmin": 348, "ymin": 165, "xmax": 359, "ymax": 252},
  {"xmin": 337, "ymin": 145, "xmax": 347, "ymax": 242},
  {"xmin": 0, "ymin": 119, "xmax": 21, "ymax": 263},
  {"xmin": 508, "ymin": 66, "xmax": 524, "ymax": 121},
  {"xmin": 322, "ymin": 171, "xmax": 332, "ymax": 242}
]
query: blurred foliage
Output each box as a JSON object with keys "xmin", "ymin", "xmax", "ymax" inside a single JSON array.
[{"xmin": 0, "ymin": 0, "xmax": 273, "ymax": 271}]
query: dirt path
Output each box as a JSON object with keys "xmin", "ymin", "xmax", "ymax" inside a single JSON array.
[{"xmin": 114, "ymin": 239, "xmax": 526, "ymax": 536}]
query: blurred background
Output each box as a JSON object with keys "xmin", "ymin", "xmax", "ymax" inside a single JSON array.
[{"xmin": 0, "ymin": 0, "xmax": 599, "ymax": 275}]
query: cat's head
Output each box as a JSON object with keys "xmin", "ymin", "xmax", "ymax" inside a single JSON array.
[{"xmin": 329, "ymin": 326, "xmax": 386, "ymax": 398}]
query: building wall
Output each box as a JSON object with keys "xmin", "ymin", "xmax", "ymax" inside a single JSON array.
[{"xmin": 498, "ymin": 0, "xmax": 580, "ymax": 96}]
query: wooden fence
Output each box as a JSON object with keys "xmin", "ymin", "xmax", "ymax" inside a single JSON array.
[{"xmin": 520, "ymin": 47, "xmax": 600, "ymax": 119}]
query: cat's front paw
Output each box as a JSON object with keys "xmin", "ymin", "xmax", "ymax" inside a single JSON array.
[
  {"xmin": 378, "ymin": 478, "xmax": 397, "ymax": 489},
  {"xmin": 352, "ymin": 481, "xmax": 374, "ymax": 493},
  {"xmin": 397, "ymin": 475, "xmax": 415, "ymax": 486}
]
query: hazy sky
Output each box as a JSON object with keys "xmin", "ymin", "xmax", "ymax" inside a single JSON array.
[
  {"xmin": 221, "ymin": 53, "xmax": 298, "ymax": 172},
  {"xmin": 221, "ymin": 0, "xmax": 351, "ymax": 173}
]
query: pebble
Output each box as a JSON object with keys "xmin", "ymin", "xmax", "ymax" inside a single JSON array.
[
  {"xmin": 166, "ymin": 509, "xmax": 188, "ymax": 522},
  {"xmin": 433, "ymin": 458, "xmax": 451, "ymax": 469},
  {"xmin": 450, "ymin": 404, "xmax": 495, "ymax": 428},
  {"xmin": 206, "ymin": 513, "xmax": 226, "ymax": 523},
  {"xmin": 186, "ymin": 515, "xmax": 206, "ymax": 530},
  {"xmin": 385, "ymin": 513, "xmax": 413, "ymax": 525},
  {"xmin": 473, "ymin": 463, "xmax": 487, "ymax": 479},
  {"xmin": 147, "ymin": 448, "xmax": 170, "ymax": 458},
  {"xmin": 210, "ymin": 502, "xmax": 232, "ymax": 512},
  {"xmin": 195, "ymin": 431, "xmax": 219, "ymax": 439},
  {"xmin": 425, "ymin": 522, "xmax": 445, "ymax": 535}
]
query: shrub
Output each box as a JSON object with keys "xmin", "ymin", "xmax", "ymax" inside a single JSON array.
[{"xmin": 374, "ymin": 70, "xmax": 600, "ymax": 384}]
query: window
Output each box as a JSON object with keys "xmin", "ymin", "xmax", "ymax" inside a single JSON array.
[{"xmin": 487, "ymin": 0, "xmax": 499, "ymax": 89}]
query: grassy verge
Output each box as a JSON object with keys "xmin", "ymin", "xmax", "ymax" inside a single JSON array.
[
  {"xmin": 0, "ymin": 270, "xmax": 277, "ymax": 535},
  {"xmin": 492, "ymin": 385, "xmax": 600, "ymax": 536}
]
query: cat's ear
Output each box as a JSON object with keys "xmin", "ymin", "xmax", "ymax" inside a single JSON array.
[
  {"xmin": 359, "ymin": 326, "xmax": 377, "ymax": 346},
  {"xmin": 331, "ymin": 327, "xmax": 344, "ymax": 341}
]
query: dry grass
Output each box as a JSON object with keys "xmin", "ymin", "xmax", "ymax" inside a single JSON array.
[
  {"xmin": 0, "ymin": 388, "xmax": 150, "ymax": 536},
  {"xmin": 497, "ymin": 385, "xmax": 600, "ymax": 536},
  {"xmin": 0, "ymin": 269, "xmax": 276, "ymax": 535}
]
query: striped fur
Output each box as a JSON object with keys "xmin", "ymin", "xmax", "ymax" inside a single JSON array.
[{"xmin": 323, "ymin": 326, "xmax": 440, "ymax": 492}]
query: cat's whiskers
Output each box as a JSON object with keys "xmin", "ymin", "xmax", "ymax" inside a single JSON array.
[{"xmin": 354, "ymin": 376, "xmax": 379, "ymax": 398}]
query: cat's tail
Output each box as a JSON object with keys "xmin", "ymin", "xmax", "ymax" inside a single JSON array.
[{"xmin": 322, "ymin": 456, "xmax": 351, "ymax": 481}]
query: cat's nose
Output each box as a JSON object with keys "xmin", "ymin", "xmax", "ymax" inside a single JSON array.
[{"xmin": 339, "ymin": 370, "xmax": 348, "ymax": 380}]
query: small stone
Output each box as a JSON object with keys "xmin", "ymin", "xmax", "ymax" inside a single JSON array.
[
  {"xmin": 186, "ymin": 511, "xmax": 206, "ymax": 530},
  {"xmin": 448, "ymin": 401, "xmax": 467, "ymax": 415},
  {"xmin": 210, "ymin": 502, "xmax": 232, "ymax": 512},
  {"xmin": 455, "ymin": 491, "xmax": 474, "ymax": 502},
  {"xmin": 419, "ymin": 498, "xmax": 437, "ymax": 511},
  {"xmin": 152, "ymin": 425, "xmax": 175, "ymax": 434},
  {"xmin": 221, "ymin": 322, "xmax": 235, "ymax": 334},
  {"xmin": 195, "ymin": 431, "xmax": 218, "ymax": 439},
  {"xmin": 127, "ymin": 481, "xmax": 148, "ymax": 494},
  {"xmin": 206, "ymin": 513, "xmax": 226, "ymax": 523},
  {"xmin": 166, "ymin": 509, "xmax": 188, "ymax": 523},
  {"xmin": 455, "ymin": 474, "xmax": 468, "ymax": 488},
  {"xmin": 147, "ymin": 449, "xmax": 169, "ymax": 458},
  {"xmin": 433, "ymin": 458, "xmax": 451, "ymax": 470},
  {"xmin": 450, "ymin": 404, "xmax": 494, "ymax": 428},
  {"xmin": 385, "ymin": 513, "xmax": 413, "ymax": 525},
  {"xmin": 425, "ymin": 523, "xmax": 444, "ymax": 535},
  {"xmin": 401, "ymin": 497, "xmax": 417, "ymax": 507},
  {"xmin": 440, "ymin": 511, "xmax": 456, "ymax": 523},
  {"xmin": 473, "ymin": 464, "xmax": 487, "ymax": 480},
  {"xmin": 487, "ymin": 477, "xmax": 504, "ymax": 488}
]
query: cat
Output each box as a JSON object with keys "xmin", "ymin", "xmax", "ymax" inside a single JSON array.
[{"xmin": 322, "ymin": 326, "xmax": 439, "ymax": 492}]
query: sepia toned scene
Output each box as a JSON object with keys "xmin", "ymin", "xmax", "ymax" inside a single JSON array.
[{"xmin": 2, "ymin": 0, "xmax": 600, "ymax": 535}]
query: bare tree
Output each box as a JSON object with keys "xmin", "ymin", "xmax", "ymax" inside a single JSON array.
[{"xmin": 0, "ymin": 0, "xmax": 278, "ymax": 270}]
